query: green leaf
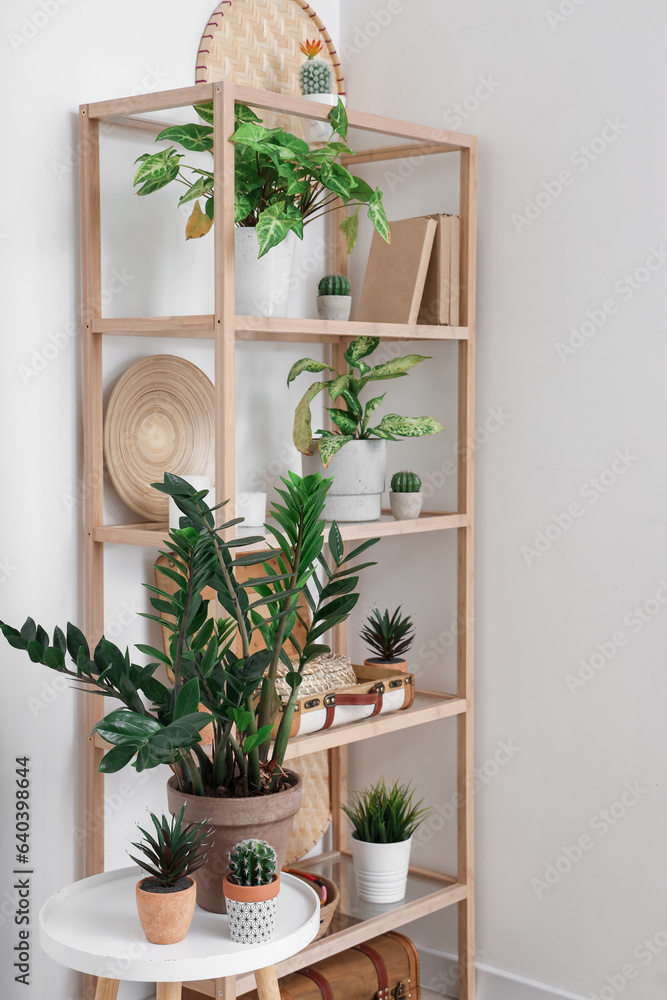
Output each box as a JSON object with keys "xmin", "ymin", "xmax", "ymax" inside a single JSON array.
[
  {"xmin": 345, "ymin": 337, "xmax": 379, "ymax": 370},
  {"xmin": 243, "ymin": 725, "xmax": 273, "ymax": 753},
  {"xmin": 194, "ymin": 102, "xmax": 214, "ymax": 124},
  {"xmin": 327, "ymin": 373, "xmax": 350, "ymax": 402},
  {"xmin": 364, "ymin": 394, "xmax": 385, "ymax": 421},
  {"xmin": 340, "ymin": 206, "xmax": 359, "ymax": 255},
  {"xmin": 349, "ymin": 175, "xmax": 374, "ymax": 202},
  {"xmin": 320, "ymin": 162, "xmax": 354, "ymax": 200},
  {"xmin": 328, "ymin": 522, "xmax": 344, "ymax": 564},
  {"xmin": 368, "ymin": 187, "xmax": 391, "ymax": 243},
  {"xmin": 231, "ymin": 122, "xmax": 277, "ymax": 145},
  {"xmin": 177, "ymin": 175, "xmax": 214, "ymax": 207},
  {"xmin": 367, "ymin": 354, "xmax": 429, "ymax": 381},
  {"xmin": 234, "ymin": 103, "xmax": 262, "ymax": 124},
  {"xmin": 293, "ymin": 382, "xmax": 327, "ymax": 454},
  {"xmin": 229, "ymin": 706, "xmax": 253, "ymax": 732},
  {"xmin": 133, "ymin": 147, "xmax": 182, "ymax": 195},
  {"xmin": 328, "ymin": 98, "xmax": 348, "ymax": 140},
  {"xmin": 174, "ymin": 677, "xmax": 201, "ymax": 720},
  {"xmin": 341, "ymin": 389, "xmax": 363, "ymax": 419},
  {"xmin": 318, "ymin": 434, "xmax": 353, "ymax": 467},
  {"xmin": 92, "ymin": 710, "xmax": 162, "ymax": 745},
  {"xmin": 156, "ymin": 123, "xmax": 214, "ymax": 152},
  {"xmin": 287, "ymin": 358, "xmax": 334, "ymax": 386},
  {"xmin": 99, "ymin": 744, "xmax": 138, "ymax": 773},
  {"xmin": 255, "ymin": 203, "xmax": 302, "ymax": 257},
  {"xmin": 327, "ymin": 408, "xmax": 358, "ymax": 435},
  {"xmin": 374, "ymin": 413, "xmax": 444, "ymax": 437}
]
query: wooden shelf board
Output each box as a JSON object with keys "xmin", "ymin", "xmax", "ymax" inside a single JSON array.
[
  {"xmin": 92, "ymin": 512, "xmax": 466, "ymax": 550},
  {"xmin": 93, "ymin": 692, "xmax": 465, "ymax": 754},
  {"xmin": 92, "ymin": 315, "xmax": 468, "ymax": 343},
  {"xmin": 182, "ymin": 855, "xmax": 467, "ymax": 997}
]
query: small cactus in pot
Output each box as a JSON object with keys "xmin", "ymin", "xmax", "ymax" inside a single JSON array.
[
  {"xmin": 390, "ymin": 470, "xmax": 423, "ymax": 521},
  {"xmin": 299, "ymin": 39, "xmax": 333, "ymax": 96},
  {"xmin": 317, "ymin": 273, "xmax": 352, "ymax": 322},
  {"xmin": 223, "ymin": 839, "xmax": 281, "ymax": 943}
]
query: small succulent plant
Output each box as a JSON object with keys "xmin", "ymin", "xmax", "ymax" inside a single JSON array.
[
  {"xmin": 361, "ymin": 606, "xmax": 415, "ymax": 661},
  {"xmin": 130, "ymin": 806, "xmax": 211, "ymax": 887},
  {"xmin": 342, "ymin": 778, "xmax": 429, "ymax": 844},
  {"xmin": 318, "ymin": 274, "xmax": 351, "ymax": 297},
  {"xmin": 299, "ymin": 39, "xmax": 333, "ymax": 96},
  {"xmin": 228, "ymin": 839, "xmax": 277, "ymax": 887},
  {"xmin": 391, "ymin": 471, "xmax": 422, "ymax": 493}
]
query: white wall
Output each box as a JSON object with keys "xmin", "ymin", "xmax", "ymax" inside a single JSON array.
[
  {"xmin": 340, "ymin": 1, "xmax": 667, "ymax": 999},
  {"xmin": 1, "ymin": 2, "xmax": 665, "ymax": 1000}
]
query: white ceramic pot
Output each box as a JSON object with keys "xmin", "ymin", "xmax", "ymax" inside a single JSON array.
[
  {"xmin": 302, "ymin": 94, "xmax": 346, "ymax": 143},
  {"xmin": 317, "ymin": 295, "xmax": 352, "ymax": 321},
  {"xmin": 351, "ymin": 834, "xmax": 412, "ymax": 903},
  {"xmin": 234, "ymin": 228, "xmax": 296, "ymax": 318},
  {"xmin": 301, "ymin": 439, "xmax": 387, "ymax": 522},
  {"xmin": 389, "ymin": 492, "xmax": 423, "ymax": 521}
]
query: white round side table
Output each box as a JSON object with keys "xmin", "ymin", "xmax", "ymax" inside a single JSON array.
[{"xmin": 39, "ymin": 867, "xmax": 320, "ymax": 1000}]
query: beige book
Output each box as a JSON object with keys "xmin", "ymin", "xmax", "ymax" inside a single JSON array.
[
  {"xmin": 449, "ymin": 214, "xmax": 461, "ymax": 326},
  {"xmin": 356, "ymin": 216, "xmax": 438, "ymax": 325},
  {"xmin": 418, "ymin": 214, "xmax": 452, "ymax": 325}
]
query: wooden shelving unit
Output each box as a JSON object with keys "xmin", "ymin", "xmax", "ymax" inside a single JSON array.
[{"xmin": 80, "ymin": 81, "xmax": 476, "ymax": 999}]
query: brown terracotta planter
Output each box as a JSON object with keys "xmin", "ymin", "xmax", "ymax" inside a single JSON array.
[
  {"xmin": 364, "ymin": 656, "xmax": 407, "ymax": 673},
  {"xmin": 223, "ymin": 874, "xmax": 281, "ymax": 944},
  {"xmin": 135, "ymin": 877, "xmax": 196, "ymax": 944},
  {"xmin": 167, "ymin": 771, "xmax": 303, "ymax": 914}
]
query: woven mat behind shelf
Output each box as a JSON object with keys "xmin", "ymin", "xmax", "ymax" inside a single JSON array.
[
  {"xmin": 195, "ymin": 0, "xmax": 345, "ymax": 135},
  {"xmin": 285, "ymin": 749, "xmax": 331, "ymax": 863}
]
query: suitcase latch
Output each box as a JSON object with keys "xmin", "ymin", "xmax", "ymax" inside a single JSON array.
[
  {"xmin": 390, "ymin": 980, "xmax": 411, "ymax": 1000},
  {"xmin": 323, "ymin": 693, "xmax": 336, "ymax": 707},
  {"xmin": 372, "ymin": 681, "xmax": 385, "ymax": 695}
]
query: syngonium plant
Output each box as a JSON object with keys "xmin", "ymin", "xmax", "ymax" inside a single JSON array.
[
  {"xmin": 0, "ymin": 473, "xmax": 379, "ymax": 797},
  {"xmin": 288, "ymin": 336, "xmax": 444, "ymax": 465},
  {"xmin": 133, "ymin": 99, "xmax": 390, "ymax": 258}
]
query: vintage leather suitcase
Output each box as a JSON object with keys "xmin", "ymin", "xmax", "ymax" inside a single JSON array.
[{"xmin": 244, "ymin": 931, "xmax": 419, "ymax": 1000}]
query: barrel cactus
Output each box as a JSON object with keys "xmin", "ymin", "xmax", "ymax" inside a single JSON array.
[
  {"xmin": 318, "ymin": 274, "xmax": 351, "ymax": 297},
  {"xmin": 391, "ymin": 471, "xmax": 422, "ymax": 493},
  {"xmin": 299, "ymin": 39, "xmax": 333, "ymax": 95},
  {"xmin": 228, "ymin": 839, "xmax": 277, "ymax": 887}
]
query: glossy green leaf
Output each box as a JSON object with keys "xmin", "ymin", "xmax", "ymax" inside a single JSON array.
[
  {"xmin": 368, "ymin": 187, "xmax": 391, "ymax": 243},
  {"xmin": 328, "ymin": 98, "xmax": 348, "ymax": 140},
  {"xmin": 327, "ymin": 408, "xmax": 358, "ymax": 434},
  {"xmin": 174, "ymin": 678, "xmax": 201, "ymax": 720},
  {"xmin": 133, "ymin": 147, "xmax": 182, "ymax": 195},
  {"xmin": 156, "ymin": 123, "xmax": 214, "ymax": 152}
]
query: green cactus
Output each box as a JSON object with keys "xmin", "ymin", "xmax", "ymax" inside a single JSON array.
[
  {"xmin": 228, "ymin": 839, "xmax": 277, "ymax": 887},
  {"xmin": 299, "ymin": 39, "xmax": 333, "ymax": 95},
  {"xmin": 318, "ymin": 274, "xmax": 351, "ymax": 297},
  {"xmin": 391, "ymin": 471, "xmax": 422, "ymax": 493}
]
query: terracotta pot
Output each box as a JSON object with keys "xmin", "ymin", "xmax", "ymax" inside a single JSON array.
[
  {"xmin": 135, "ymin": 877, "xmax": 196, "ymax": 945},
  {"xmin": 167, "ymin": 772, "xmax": 303, "ymax": 914},
  {"xmin": 223, "ymin": 873, "xmax": 280, "ymax": 943},
  {"xmin": 364, "ymin": 656, "xmax": 407, "ymax": 673}
]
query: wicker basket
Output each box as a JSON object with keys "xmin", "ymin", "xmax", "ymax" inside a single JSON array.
[{"xmin": 285, "ymin": 870, "xmax": 340, "ymax": 940}]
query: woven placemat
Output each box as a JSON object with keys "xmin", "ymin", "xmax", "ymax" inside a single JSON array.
[
  {"xmin": 285, "ymin": 749, "xmax": 331, "ymax": 863},
  {"xmin": 196, "ymin": 0, "xmax": 345, "ymax": 134}
]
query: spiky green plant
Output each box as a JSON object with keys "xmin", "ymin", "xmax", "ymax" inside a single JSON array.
[
  {"xmin": 299, "ymin": 39, "xmax": 333, "ymax": 95},
  {"xmin": 318, "ymin": 274, "xmax": 350, "ymax": 297},
  {"xmin": 361, "ymin": 606, "xmax": 415, "ymax": 660},
  {"xmin": 228, "ymin": 839, "xmax": 277, "ymax": 886},
  {"xmin": 391, "ymin": 471, "xmax": 421, "ymax": 493},
  {"xmin": 129, "ymin": 806, "xmax": 211, "ymax": 887},
  {"xmin": 342, "ymin": 778, "xmax": 429, "ymax": 844}
]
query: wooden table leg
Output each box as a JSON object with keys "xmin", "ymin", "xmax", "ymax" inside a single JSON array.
[
  {"xmin": 215, "ymin": 977, "xmax": 236, "ymax": 999},
  {"xmin": 94, "ymin": 980, "xmax": 119, "ymax": 1000},
  {"xmin": 255, "ymin": 966, "xmax": 281, "ymax": 1000},
  {"xmin": 157, "ymin": 985, "xmax": 183, "ymax": 1000}
]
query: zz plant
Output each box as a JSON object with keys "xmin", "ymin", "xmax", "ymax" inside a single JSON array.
[
  {"xmin": 0, "ymin": 473, "xmax": 379, "ymax": 797},
  {"xmin": 133, "ymin": 100, "xmax": 390, "ymax": 258},
  {"xmin": 288, "ymin": 336, "xmax": 444, "ymax": 465}
]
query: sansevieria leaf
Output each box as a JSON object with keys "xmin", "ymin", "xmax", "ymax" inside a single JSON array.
[{"xmin": 374, "ymin": 414, "xmax": 444, "ymax": 437}]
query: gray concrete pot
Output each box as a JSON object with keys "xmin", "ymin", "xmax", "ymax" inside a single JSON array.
[
  {"xmin": 317, "ymin": 295, "xmax": 352, "ymax": 321},
  {"xmin": 302, "ymin": 439, "xmax": 387, "ymax": 521},
  {"xmin": 235, "ymin": 228, "xmax": 296, "ymax": 318},
  {"xmin": 389, "ymin": 492, "xmax": 423, "ymax": 520}
]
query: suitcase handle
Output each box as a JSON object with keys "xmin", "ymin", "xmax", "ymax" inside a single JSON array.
[{"xmin": 321, "ymin": 683, "xmax": 385, "ymax": 730}]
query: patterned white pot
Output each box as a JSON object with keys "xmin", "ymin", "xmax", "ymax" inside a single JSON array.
[{"xmin": 223, "ymin": 874, "xmax": 280, "ymax": 944}]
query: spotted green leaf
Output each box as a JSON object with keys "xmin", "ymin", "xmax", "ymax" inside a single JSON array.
[
  {"xmin": 345, "ymin": 337, "xmax": 380, "ymax": 370},
  {"xmin": 319, "ymin": 434, "xmax": 353, "ymax": 467},
  {"xmin": 287, "ymin": 358, "xmax": 335, "ymax": 386},
  {"xmin": 327, "ymin": 408, "xmax": 359, "ymax": 435},
  {"xmin": 366, "ymin": 354, "xmax": 429, "ymax": 381},
  {"xmin": 373, "ymin": 414, "xmax": 444, "ymax": 437},
  {"xmin": 294, "ymin": 382, "xmax": 328, "ymax": 454}
]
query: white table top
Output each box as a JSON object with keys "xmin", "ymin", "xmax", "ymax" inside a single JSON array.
[{"xmin": 39, "ymin": 867, "xmax": 320, "ymax": 982}]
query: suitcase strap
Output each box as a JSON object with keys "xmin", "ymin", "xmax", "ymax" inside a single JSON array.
[
  {"xmin": 299, "ymin": 967, "xmax": 335, "ymax": 1000},
  {"xmin": 322, "ymin": 683, "xmax": 385, "ymax": 730},
  {"xmin": 355, "ymin": 941, "xmax": 414, "ymax": 1000}
]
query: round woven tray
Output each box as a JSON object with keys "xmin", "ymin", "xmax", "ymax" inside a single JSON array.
[
  {"xmin": 196, "ymin": 0, "xmax": 345, "ymax": 135},
  {"xmin": 103, "ymin": 355, "xmax": 215, "ymax": 522},
  {"xmin": 284, "ymin": 870, "xmax": 340, "ymax": 940}
]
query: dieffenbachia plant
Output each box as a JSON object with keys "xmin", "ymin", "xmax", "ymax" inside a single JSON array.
[
  {"xmin": 0, "ymin": 474, "xmax": 378, "ymax": 796},
  {"xmin": 288, "ymin": 336, "xmax": 444, "ymax": 465},
  {"xmin": 133, "ymin": 99, "xmax": 390, "ymax": 257}
]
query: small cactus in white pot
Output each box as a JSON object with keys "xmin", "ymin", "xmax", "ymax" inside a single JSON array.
[
  {"xmin": 299, "ymin": 39, "xmax": 345, "ymax": 141},
  {"xmin": 317, "ymin": 274, "xmax": 352, "ymax": 321},
  {"xmin": 390, "ymin": 471, "xmax": 423, "ymax": 521},
  {"xmin": 223, "ymin": 839, "xmax": 280, "ymax": 943}
]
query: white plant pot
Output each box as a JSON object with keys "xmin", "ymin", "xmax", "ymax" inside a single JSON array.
[
  {"xmin": 302, "ymin": 94, "xmax": 346, "ymax": 143},
  {"xmin": 389, "ymin": 492, "xmax": 423, "ymax": 521},
  {"xmin": 351, "ymin": 834, "xmax": 412, "ymax": 904},
  {"xmin": 234, "ymin": 228, "xmax": 296, "ymax": 318},
  {"xmin": 226, "ymin": 896, "xmax": 277, "ymax": 944},
  {"xmin": 317, "ymin": 295, "xmax": 351, "ymax": 321},
  {"xmin": 301, "ymin": 439, "xmax": 387, "ymax": 522}
]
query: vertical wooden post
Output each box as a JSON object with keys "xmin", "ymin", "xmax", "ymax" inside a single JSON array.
[
  {"xmin": 214, "ymin": 977, "xmax": 237, "ymax": 1000},
  {"xmin": 213, "ymin": 82, "xmax": 237, "ymax": 529},
  {"xmin": 80, "ymin": 102, "xmax": 106, "ymax": 1000},
  {"xmin": 456, "ymin": 140, "xmax": 477, "ymax": 1000}
]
